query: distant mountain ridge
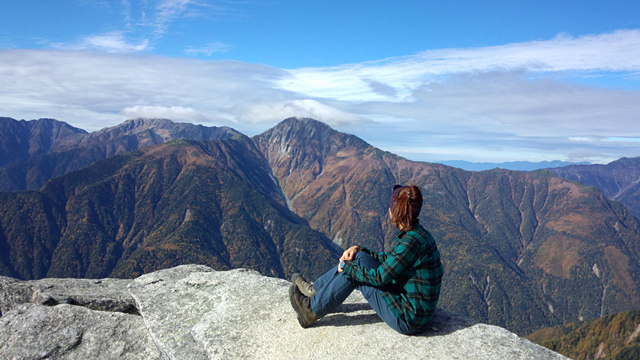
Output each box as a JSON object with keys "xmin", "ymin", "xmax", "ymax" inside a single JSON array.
[
  {"xmin": 0, "ymin": 117, "xmax": 240, "ymax": 192},
  {"xmin": 551, "ymin": 157, "xmax": 640, "ymax": 217},
  {"xmin": 81, "ymin": 118, "xmax": 240, "ymax": 147},
  {"xmin": 2, "ymin": 116, "xmax": 640, "ymax": 336},
  {"xmin": 0, "ymin": 117, "xmax": 87, "ymax": 167},
  {"xmin": 438, "ymin": 160, "xmax": 591, "ymax": 172}
]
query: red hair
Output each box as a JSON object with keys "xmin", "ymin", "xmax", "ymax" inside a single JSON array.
[{"xmin": 390, "ymin": 185, "xmax": 423, "ymax": 231}]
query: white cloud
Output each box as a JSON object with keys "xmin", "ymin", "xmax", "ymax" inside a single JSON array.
[
  {"xmin": 2, "ymin": 29, "xmax": 640, "ymax": 163},
  {"xmin": 0, "ymin": 49, "xmax": 292, "ymax": 131},
  {"xmin": 154, "ymin": 0, "xmax": 193, "ymax": 35},
  {"xmin": 48, "ymin": 1, "xmax": 237, "ymax": 55},
  {"xmin": 569, "ymin": 137, "xmax": 597, "ymax": 142},
  {"xmin": 231, "ymin": 100, "xmax": 369, "ymax": 127},
  {"xmin": 51, "ymin": 31, "xmax": 150, "ymax": 53},
  {"xmin": 320, "ymin": 68, "xmax": 640, "ymax": 164},
  {"xmin": 120, "ymin": 105, "xmax": 216, "ymax": 122},
  {"xmin": 152, "ymin": 0, "xmax": 237, "ymax": 35},
  {"xmin": 185, "ymin": 42, "xmax": 233, "ymax": 56},
  {"xmin": 402, "ymin": 71, "xmax": 640, "ymax": 138},
  {"xmin": 279, "ymin": 29, "xmax": 640, "ymax": 102},
  {"xmin": 121, "ymin": 0, "xmax": 132, "ymax": 28},
  {"xmin": 0, "ymin": 32, "xmax": 13, "ymax": 49}
]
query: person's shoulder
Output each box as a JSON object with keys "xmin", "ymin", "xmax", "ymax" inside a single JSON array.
[
  {"xmin": 408, "ymin": 222, "xmax": 429, "ymax": 235},
  {"xmin": 405, "ymin": 224, "xmax": 435, "ymax": 243},
  {"xmin": 402, "ymin": 226, "xmax": 423, "ymax": 240}
]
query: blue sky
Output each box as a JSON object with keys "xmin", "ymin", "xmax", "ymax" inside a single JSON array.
[{"xmin": 1, "ymin": 1, "xmax": 640, "ymax": 164}]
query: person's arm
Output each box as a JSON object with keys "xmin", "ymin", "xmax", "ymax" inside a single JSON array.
[
  {"xmin": 338, "ymin": 245, "xmax": 388, "ymax": 264},
  {"xmin": 341, "ymin": 235, "xmax": 419, "ymax": 286}
]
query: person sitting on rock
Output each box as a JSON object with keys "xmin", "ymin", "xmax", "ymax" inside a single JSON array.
[{"xmin": 289, "ymin": 184, "xmax": 444, "ymax": 335}]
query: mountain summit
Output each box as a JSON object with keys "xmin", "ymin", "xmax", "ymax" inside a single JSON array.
[{"xmin": 254, "ymin": 117, "xmax": 373, "ymax": 210}]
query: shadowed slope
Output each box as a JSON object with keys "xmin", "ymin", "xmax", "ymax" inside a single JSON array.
[
  {"xmin": 0, "ymin": 117, "xmax": 86, "ymax": 168},
  {"xmin": 0, "ymin": 117, "xmax": 241, "ymax": 192}
]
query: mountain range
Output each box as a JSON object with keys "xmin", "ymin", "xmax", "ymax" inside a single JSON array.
[
  {"xmin": 0, "ymin": 117, "xmax": 240, "ymax": 192},
  {"xmin": 1, "ymin": 116, "xmax": 640, "ymax": 336},
  {"xmin": 437, "ymin": 160, "xmax": 591, "ymax": 172},
  {"xmin": 0, "ymin": 121, "xmax": 339, "ymax": 281}
]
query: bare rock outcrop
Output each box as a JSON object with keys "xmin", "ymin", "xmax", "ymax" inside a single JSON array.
[
  {"xmin": 0, "ymin": 276, "xmax": 137, "ymax": 316},
  {"xmin": 0, "ymin": 265, "xmax": 568, "ymax": 359},
  {"xmin": 0, "ymin": 303, "xmax": 162, "ymax": 360}
]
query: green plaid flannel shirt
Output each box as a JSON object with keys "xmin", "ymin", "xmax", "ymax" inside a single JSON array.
[{"xmin": 341, "ymin": 222, "xmax": 443, "ymax": 329}]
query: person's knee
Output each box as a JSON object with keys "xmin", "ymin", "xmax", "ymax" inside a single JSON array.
[
  {"xmin": 354, "ymin": 251, "xmax": 370, "ymax": 263},
  {"xmin": 354, "ymin": 251, "xmax": 379, "ymax": 268}
]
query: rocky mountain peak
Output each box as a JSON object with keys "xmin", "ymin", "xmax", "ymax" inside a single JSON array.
[
  {"xmin": 255, "ymin": 117, "xmax": 370, "ymax": 156},
  {"xmin": 83, "ymin": 117, "xmax": 241, "ymax": 144},
  {"xmin": 270, "ymin": 116, "xmax": 333, "ymax": 135},
  {"xmin": 0, "ymin": 265, "xmax": 568, "ymax": 359},
  {"xmin": 253, "ymin": 118, "xmax": 373, "ymax": 205}
]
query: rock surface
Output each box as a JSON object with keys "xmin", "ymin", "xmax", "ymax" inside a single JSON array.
[
  {"xmin": 0, "ymin": 265, "xmax": 568, "ymax": 359},
  {"xmin": 0, "ymin": 303, "xmax": 162, "ymax": 360},
  {"xmin": 0, "ymin": 276, "xmax": 137, "ymax": 316}
]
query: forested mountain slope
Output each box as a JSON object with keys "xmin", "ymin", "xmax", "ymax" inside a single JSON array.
[
  {"xmin": 0, "ymin": 117, "xmax": 87, "ymax": 167},
  {"xmin": 527, "ymin": 309, "xmax": 640, "ymax": 359},
  {"xmin": 0, "ymin": 135, "xmax": 338, "ymax": 281}
]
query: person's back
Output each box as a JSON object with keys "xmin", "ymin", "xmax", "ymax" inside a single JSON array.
[{"xmin": 391, "ymin": 223, "xmax": 443, "ymax": 328}]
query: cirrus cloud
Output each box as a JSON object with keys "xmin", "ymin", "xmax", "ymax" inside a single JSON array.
[
  {"xmin": 50, "ymin": 31, "xmax": 150, "ymax": 53},
  {"xmin": 185, "ymin": 42, "xmax": 233, "ymax": 56},
  {"xmin": 279, "ymin": 29, "xmax": 640, "ymax": 102}
]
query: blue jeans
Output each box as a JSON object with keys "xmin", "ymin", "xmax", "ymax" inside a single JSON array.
[{"xmin": 309, "ymin": 252, "xmax": 419, "ymax": 335}]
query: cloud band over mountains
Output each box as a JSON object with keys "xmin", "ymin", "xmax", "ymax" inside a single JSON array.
[{"xmin": 1, "ymin": 29, "xmax": 640, "ymax": 163}]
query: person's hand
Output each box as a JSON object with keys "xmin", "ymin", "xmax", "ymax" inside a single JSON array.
[
  {"xmin": 339, "ymin": 246, "xmax": 361, "ymax": 262},
  {"xmin": 337, "ymin": 260, "xmax": 344, "ymax": 273}
]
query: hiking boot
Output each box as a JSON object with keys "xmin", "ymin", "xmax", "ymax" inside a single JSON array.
[
  {"xmin": 291, "ymin": 273, "xmax": 316, "ymax": 296},
  {"xmin": 289, "ymin": 283, "xmax": 319, "ymax": 328}
]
